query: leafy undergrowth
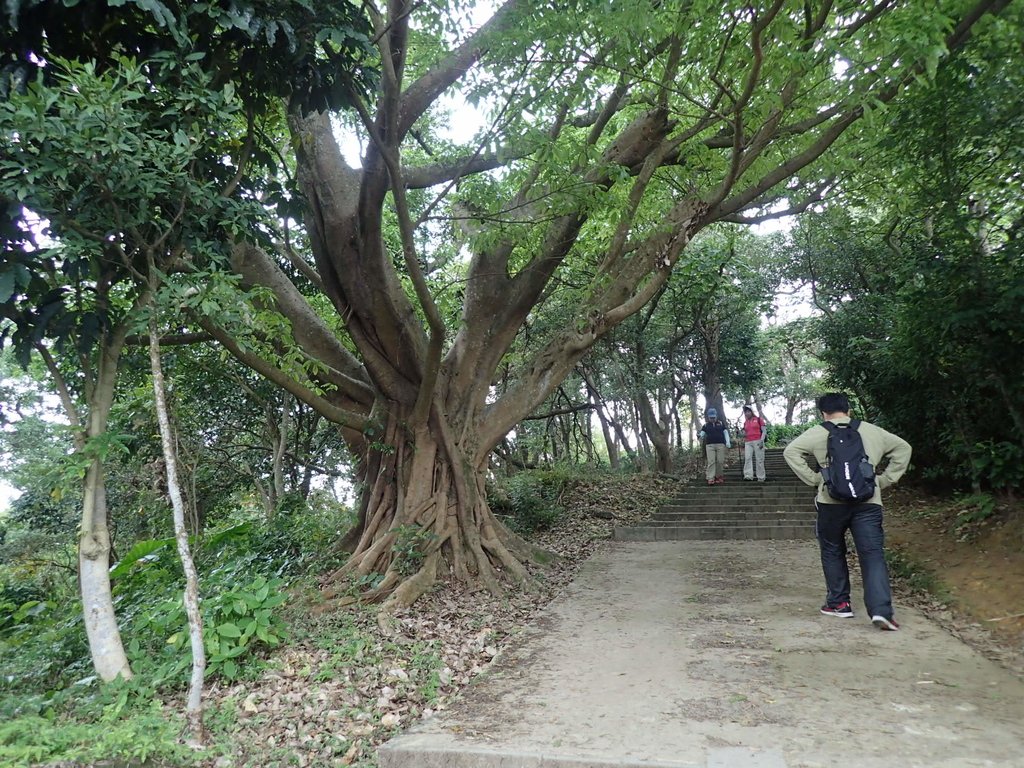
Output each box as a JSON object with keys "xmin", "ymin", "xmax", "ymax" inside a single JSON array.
[
  {"xmin": 0, "ymin": 468, "xmax": 678, "ymax": 768},
  {"xmin": 11, "ymin": 466, "xmax": 1020, "ymax": 767},
  {"xmin": 205, "ymin": 470, "xmax": 680, "ymax": 768}
]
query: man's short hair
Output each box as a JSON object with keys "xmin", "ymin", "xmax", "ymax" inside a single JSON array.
[{"xmin": 816, "ymin": 392, "xmax": 851, "ymax": 415}]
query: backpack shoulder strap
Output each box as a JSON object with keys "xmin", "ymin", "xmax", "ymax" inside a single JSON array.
[{"xmin": 848, "ymin": 419, "xmax": 861, "ymax": 430}]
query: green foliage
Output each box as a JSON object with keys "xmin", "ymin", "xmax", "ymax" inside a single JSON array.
[
  {"xmin": 0, "ymin": 53, "xmax": 260, "ymax": 365},
  {"xmin": 1, "ymin": 0, "xmax": 377, "ymax": 115},
  {"xmin": 0, "ymin": 595, "xmax": 51, "ymax": 638},
  {"xmin": 489, "ymin": 469, "xmax": 569, "ymax": 535},
  {"xmin": 0, "ymin": 591, "xmax": 89, "ymax": 698},
  {"xmin": 765, "ymin": 424, "xmax": 806, "ymax": 448},
  {"xmin": 0, "ymin": 498, "xmax": 351, "ymax": 705},
  {"xmin": 970, "ymin": 441, "xmax": 1024, "ymax": 493},
  {"xmin": 0, "ymin": 698, "xmax": 197, "ymax": 767},
  {"xmin": 786, "ymin": 13, "xmax": 1024, "ymax": 492},
  {"xmin": 129, "ymin": 573, "xmax": 288, "ymax": 685},
  {"xmin": 391, "ymin": 524, "xmax": 438, "ymax": 576}
]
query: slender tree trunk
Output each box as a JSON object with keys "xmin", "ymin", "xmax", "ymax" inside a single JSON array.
[
  {"xmin": 610, "ymin": 407, "xmax": 637, "ymax": 463},
  {"xmin": 583, "ymin": 372, "xmax": 619, "ymax": 469},
  {"xmin": 637, "ymin": 393, "xmax": 672, "ymax": 473},
  {"xmin": 687, "ymin": 382, "xmax": 701, "ymax": 449},
  {"xmin": 149, "ymin": 317, "xmax": 206, "ymax": 746},
  {"xmin": 270, "ymin": 396, "xmax": 291, "ymax": 504},
  {"xmin": 583, "ymin": 409, "xmax": 595, "ymax": 463}
]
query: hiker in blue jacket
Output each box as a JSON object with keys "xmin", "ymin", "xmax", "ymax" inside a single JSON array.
[{"xmin": 698, "ymin": 408, "xmax": 731, "ymax": 486}]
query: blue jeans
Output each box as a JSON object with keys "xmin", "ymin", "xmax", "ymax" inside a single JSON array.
[{"xmin": 815, "ymin": 501, "xmax": 894, "ymax": 619}]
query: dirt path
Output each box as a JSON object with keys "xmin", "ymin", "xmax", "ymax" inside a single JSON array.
[{"xmin": 380, "ymin": 540, "xmax": 1024, "ymax": 768}]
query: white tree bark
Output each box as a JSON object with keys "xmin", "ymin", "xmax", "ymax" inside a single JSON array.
[
  {"xmin": 149, "ymin": 316, "xmax": 206, "ymax": 746},
  {"xmin": 79, "ymin": 468, "xmax": 133, "ymax": 682},
  {"xmin": 40, "ymin": 344, "xmax": 133, "ymax": 682}
]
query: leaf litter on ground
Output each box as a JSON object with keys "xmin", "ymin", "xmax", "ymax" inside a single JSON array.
[{"xmin": 205, "ymin": 471, "xmax": 677, "ymax": 767}]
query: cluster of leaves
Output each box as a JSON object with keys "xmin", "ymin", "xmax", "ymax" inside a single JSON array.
[
  {"xmin": 0, "ymin": 491, "xmax": 352, "ymax": 696},
  {"xmin": 0, "ymin": 697, "xmax": 196, "ymax": 768},
  {"xmin": 1, "ymin": 0, "xmax": 377, "ymax": 115},
  {"xmin": 0, "ymin": 53, "xmax": 263, "ymax": 365},
  {"xmin": 764, "ymin": 423, "xmax": 806, "ymax": 448},
  {"xmin": 129, "ymin": 572, "xmax": 288, "ymax": 684},
  {"xmin": 489, "ymin": 467, "xmax": 571, "ymax": 535},
  {"xmin": 787, "ymin": 11, "xmax": 1024, "ymax": 493}
]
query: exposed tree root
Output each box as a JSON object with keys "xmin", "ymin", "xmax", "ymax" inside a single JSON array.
[{"xmin": 318, "ymin": 409, "xmax": 559, "ymax": 612}]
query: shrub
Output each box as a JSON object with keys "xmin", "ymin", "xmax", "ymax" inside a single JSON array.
[
  {"xmin": 127, "ymin": 573, "xmax": 289, "ymax": 686},
  {"xmin": 489, "ymin": 469, "xmax": 569, "ymax": 535},
  {"xmin": 970, "ymin": 441, "xmax": 1024, "ymax": 492},
  {"xmin": 765, "ymin": 424, "xmax": 806, "ymax": 447}
]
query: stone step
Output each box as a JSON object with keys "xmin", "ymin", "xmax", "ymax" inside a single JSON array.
[
  {"xmin": 664, "ymin": 495, "xmax": 808, "ymax": 503},
  {"xmin": 613, "ymin": 448, "xmax": 816, "ymax": 541},
  {"xmin": 666, "ymin": 494, "xmax": 809, "ymax": 504},
  {"xmin": 651, "ymin": 514, "xmax": 811, "ymax": 528},
  {"xmin": 669, "ymin": 485, "xmax": 807, "ymax": 495},
  {"xmin": 654, "ymin": 509, "xmax": 809, "ymax": 520},
  {"xmin": 613, "ymin": 523, "xmax": 814, "ymax": 541}
]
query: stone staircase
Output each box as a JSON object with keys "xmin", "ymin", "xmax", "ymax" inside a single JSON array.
[{"xmin": 614, "ymin": 448, "xmax": 816, "ymax": 541}]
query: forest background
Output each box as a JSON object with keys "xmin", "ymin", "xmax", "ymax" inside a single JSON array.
[{"xmin": 0, "ymin": 0, "xmax": 1022, "ymax": 765}]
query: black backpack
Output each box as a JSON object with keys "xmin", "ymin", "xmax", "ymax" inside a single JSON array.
[{"xmin": 821, "ymin": 420, "xmax": 876, "ymax": 502}]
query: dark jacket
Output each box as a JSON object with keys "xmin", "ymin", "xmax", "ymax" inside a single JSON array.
[{"xmin": 700, "ymin": 420, "xmax": 730, "ymax": 446}]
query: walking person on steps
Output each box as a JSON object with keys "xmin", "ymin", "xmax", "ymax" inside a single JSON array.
[
  {"xmin": 699, "ymin": 408, "xmax": 731, "ymax": 486},
  {"xmin": 742, "ymin": 405, "xmax": 767, "ymax": 482},
  {"xmin": 783, "ymin": 393, "xmax": 912, "ymax": 631}
]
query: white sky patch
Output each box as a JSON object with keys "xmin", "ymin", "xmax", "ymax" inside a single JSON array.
[{"xmin": 0, "ymin": 481, "xmax": 19, "ymax": 514}]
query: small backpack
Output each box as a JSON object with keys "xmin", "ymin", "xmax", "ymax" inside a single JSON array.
[{"xmin": 821, "ymin": 420, "xmax": 876, "ymax": 502}]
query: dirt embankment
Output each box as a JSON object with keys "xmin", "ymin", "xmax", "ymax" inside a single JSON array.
[{"xmin": 885, "ymin": 488, "xmax": 1024, "ymax": 676}]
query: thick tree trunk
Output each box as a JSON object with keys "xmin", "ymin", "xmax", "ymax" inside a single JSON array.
[
  {"xmin": 66, "ymin": 340, "xmax": 134, "ymax": 683},
  {"xmin": 79, "ymin": 459, "xmax": 132, "ymax": 682},
  {"xmin": 785, "ymin": 397, "xmax": 798, "ymax": 426},
  {"xmin": 702, "ymin": 358, "xmax": 724, "ymax": 419},
  {"xmin": 321, "ymin": 408, "xmax": 548, "ymax": 611}
]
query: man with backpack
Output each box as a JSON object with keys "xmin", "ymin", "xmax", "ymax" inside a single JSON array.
[{"xmin": 783, "ymin": 393, "xmax": 912, "ymax": 631}]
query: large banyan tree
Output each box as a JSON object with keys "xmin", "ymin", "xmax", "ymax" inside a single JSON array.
[{"xmin": 211, "ymin": 0, "xmax": 1013, "ymax": 609}]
